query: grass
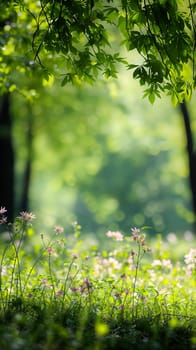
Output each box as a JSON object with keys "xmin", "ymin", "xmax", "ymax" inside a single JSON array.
[{"xmin": 0, "ymin": 208, "xmax": 196, "ymax": 350}]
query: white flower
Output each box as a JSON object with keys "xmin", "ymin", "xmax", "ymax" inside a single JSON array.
[
  {"xmin": 18, "ymin": 211, "xmax": 36, "ymax": 222},
  {"xmin": 0, "ymin": 207, "xmax": 7, "ymax": 214}
]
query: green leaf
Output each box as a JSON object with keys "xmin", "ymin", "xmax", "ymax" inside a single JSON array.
[
  {"xmin": 148, "ymin": 92, "xmax": 155, "ymax": 104},
  {"xmin": 127, "ymin": 64, "xmax": 138, "ymax": 70}
]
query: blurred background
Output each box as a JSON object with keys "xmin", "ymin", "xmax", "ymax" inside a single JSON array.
[{"xmin": 1, "ymin": 68, "xmax": 195, "ymax": 239}]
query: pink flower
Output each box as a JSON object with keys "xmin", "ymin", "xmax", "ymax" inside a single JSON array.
[
  {"xmin": 83, "ymin": 279, "xmax": 91, "ymax": 288},
  {"xmin": 107, "ymin": 257, "xmax": 122, "ymax": 270},
  {"xmin": 152, "ymin": 259, "xmax": 172, "ymax": 269},
  {"xmin": 131, "ymin": 227, "xmax": 140, "ymax": 235},
  {"xmin": 152, "ymin": 259, "xmax": 162, "ymax": 267},
  {"xmin": 184, "ymin": 231, "xmax": 194, "ymax": 241},
  {"xmin": 184, "ymin": 249, "xmax": 196, "ymax": 275},
  {"xmin": 184, "ymin": 248, "xmax": 196, "ymax": 265},
  {"xmin": 56, "ymin": 289, "xmax": 63, "ymax": 297},
  {"xmin": 162, "ymin": 259, "xmax": 173, "ymax": 269},
  {"xmin": 80, "ymin": 279, "xmax": 92, "ymax": 294},
  {"xmin": 132, "ymin": 235, "xmax": 139, "ymax": 241},
  {"xmin": 18, "ymin": 211, "xmax": 36, "ymax": 222},
  {"xmin": 54, "ymin": 226, "xmax": 64, "ymax": 234},
  {"xmin": 114, "ymin": 292, "xmax": 122, "ymax": 299},
  {"xmin": 46, "ymin": 247, "xmax": 54, "ymax": 255},
  {"xmin": 41, "ymin": 278, "xmax": 49, "ymax": 287},
  {"xmin": 106, "ymin": 230, "xmax": 123, "ymax": 241},
  {"xmin": 0, "ymin": 207, "xmax": 7, "ymax": 214}
]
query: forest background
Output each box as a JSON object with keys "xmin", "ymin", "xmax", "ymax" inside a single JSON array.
[
  {"xmin": 1, "ymin": 0, "xmax": 196, "ymax": 240},
  {"xmin": 10, "ymin": 74, "xmax": 196, "ymax": 238}
]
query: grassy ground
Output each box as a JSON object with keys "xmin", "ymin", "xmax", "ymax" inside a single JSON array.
[{"xmin": 0, "ymin": 210, "xmax": 195, "ymax": 349}]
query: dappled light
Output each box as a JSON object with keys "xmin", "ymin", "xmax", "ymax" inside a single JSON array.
[
  {"xmin": 0, "ymin": 1, "xmax": 196, "ymax": 349},
  {"xmin": 11, "ymin": 77, "xmax": 193, "ymax": 235}
]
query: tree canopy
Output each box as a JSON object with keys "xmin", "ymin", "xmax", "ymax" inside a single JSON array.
[{"xmin": 1, "ymin": 0, "xmax": 196, "ymax": 103}]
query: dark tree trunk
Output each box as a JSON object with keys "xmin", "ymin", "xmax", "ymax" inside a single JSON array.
[
  {"xmin": 179, "ymin": 101, "xmax": 196, "ymax": 228},
  {"xmin": 20, "ymin": 106, "xmax": 33, "ymax": 212},
  {"xmin": 0, "ymin": 93, "xmax": 14, "ymax": 222}
]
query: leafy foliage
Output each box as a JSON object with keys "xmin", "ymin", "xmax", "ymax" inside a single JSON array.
[{"xmin": 1, "ymin": 0, "xmax": 196, "ymax": 102}]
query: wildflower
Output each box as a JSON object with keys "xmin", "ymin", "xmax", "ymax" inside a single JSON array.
[
  {"xmin": 152, "ymin": 259, "xmax": 173, "ymax": 269},
  {"xmin": 46, "ymin": 247, "xmax": 54, "ymax": 255},
  {"xmin": 147, "ymin": 247, "xmax": 152, "ymax": 253},
  {"xmin": 140, "ymin": 295, "xmax": 147, "ymax": 302},
  {"xmin": 184, "ymin": 248, "xmax": 196, "ymax": 275},
  {"xmin": 106, "ymin": 230, "xmax": 113, "ymax": 238},
  {"xmin": 132, "ymin": 234, "xmax": 139, "ymax": 242},
  {"xmin": 184, "ymin": 231, "xmax": 194, "ymax": 241},
  {"xmin": 151, "ymin": 259, "xmax": 162, "ymax": 267},
  {"xmin": 185, "ymin": 264, "xmax": 195, "ymax": 276},
  {"xmin": 0, "ymin": 207, "xmax": 7, "ymax": 214},
  {"xmin": 18, "ymin": 211, "xmax": 36, "ymax": 222},
  {"xmin": 106, "ymin": 230, "xmax": 124, "ymax": 241},
  {"xmin": 70, "ymin": 286, "xmax": 78, "ymax": 293},
  {"xmin": 184, "ymin": 248, "xmax": 196, "ymax": 265},
  {"xmin": 0, "ymin": 207, "xmax": 8, "ymax": 225},
  {"xmin": 128, "ymin": 254, "xmax": 134, "ymax": 266},
  {"xmin": 114, "ymin": 292, "xmax": 122, "ymax": 299},
  {"xmin": 0, "ymin": 216, "xmax": 7, "ymax": 224},
  {"xmin": 27, "ymin": 293, "xmax": 33, "ymax": 298},
  {"xmin": 41, "ymin": 278, "xmax": 49, "ymax": 287},
  {"xmin": 56, "ymin": 239, "xmax": 63, "ymax": 245},
  {"xmin": 167, "ymin": 232, "xmax": 177, "ymax": 243},
  {"xmin": 131, "ymin": 227, "xmax": 140, "ymax": 235},
  {"xmin": 130, "ymin": 250, "xmax": 136, "ymax": 256},
  {"xmin": 80, "ymin": 279, "xmax": 92, "ymax": 294},
  {"xmin": 107, "ymin": 257, "xmax": 122, "ymax": 270},
  {"xmin": 72, "ymin": 253, "xmax": 78, "ymax": 259},
  {"xmin": 56, "ymin": 289, "xmax": 63, "ymax": 297},
  {"xmin": 54, "ymin": 225, "xmax": 64, "ymax": 234},
  {"xmin": 162, "ymin": 259, "xmax": 173, "ymax": 269},
  {"xmin": 83, "ymin": 279, "xmax": 91, "ymax": 288}
]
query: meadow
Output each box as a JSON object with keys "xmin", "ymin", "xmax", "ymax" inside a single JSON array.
[{"xmin": 0, "ymin": 207, "xmax": 195, "ymax": 350}]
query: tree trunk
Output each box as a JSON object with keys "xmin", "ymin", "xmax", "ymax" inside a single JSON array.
[
  {"xmin": 20, "ymin": 105, "xmax": 33, "ymax": 212},
  {"xmin": 0, "ymin": 93, "xmax": 14, "ymax": 222},
  {"xmin": 179, "ymin": 101, "xmax": 196, "ymax": 228}
]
